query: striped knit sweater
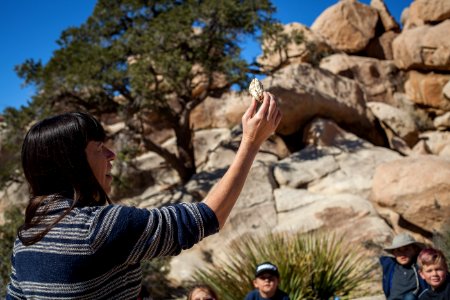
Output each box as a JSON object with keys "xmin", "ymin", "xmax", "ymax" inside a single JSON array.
[{"xmin": 6, "ymin": 199, "xmax": 219, "ymax": 299}]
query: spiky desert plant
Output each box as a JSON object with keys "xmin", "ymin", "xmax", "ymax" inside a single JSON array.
[
  {"xmin": 193, "ymin": 231, "xmax": 374, "ymax": 300},
  {"xmin": 302, "ymin": 234, "xmax": 373, "ymax": 299}
]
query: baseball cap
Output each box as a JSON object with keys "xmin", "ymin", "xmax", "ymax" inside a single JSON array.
[{"xmin": 255, "ymin": 262, "xmax": 280, "ymax": 278}]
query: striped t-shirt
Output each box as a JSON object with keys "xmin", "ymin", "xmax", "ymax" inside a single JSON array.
[{"xmin": 6, "ymin": 200, "xmax": 219, "ymax": 299}]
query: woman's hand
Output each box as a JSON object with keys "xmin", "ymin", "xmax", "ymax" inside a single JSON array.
[{"xmin": 241, "ymin": 92, "xmax": 282, "ymax": 148}]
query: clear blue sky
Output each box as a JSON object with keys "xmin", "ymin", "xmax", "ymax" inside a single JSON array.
[{"xmin": 0, "ymin": 0, "xmax": 412, "ymax": 113}]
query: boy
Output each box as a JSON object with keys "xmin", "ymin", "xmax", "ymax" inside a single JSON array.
[
  {"xmin": 244, "ymin": 262, "xmax": 290, "ymax": 300},
  {"xmin": 418, "ymin": 248, "xmax": 450, "ymax": 299},
  {"xmin": 380, "ymin": 233, "xmax": 428, "ymax": 299}
]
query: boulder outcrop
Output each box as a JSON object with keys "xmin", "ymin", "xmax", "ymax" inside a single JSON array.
[
  {"xmin": 320, "ymin": 53, "xmax": 404, "ymax": 105},
  {"xmin": 265, "ymin": 63, "xmax": 387, "ymax": 146},
  {"xmin": 393, "ymin": 20, "xmax": 450, "ymax": 71},
  {"xmin": 371, "ymin": 156, "xmax": 450, "ymax": 233},
  {"xmin": 405, "ymin": 70, "xmax": 450, "ymax": 110},
  {"xmin": 403, "ymin": 0, "xmax": 450, "ymax": 29},
  {"xmin": 311, "ymin": 0, "xmax": 378, "ymax": 53}
]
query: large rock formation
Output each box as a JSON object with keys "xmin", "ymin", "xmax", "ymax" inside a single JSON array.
[
  {"xmin": 403, "ymin": 0, "xmax": 450, "ymax": 29},
  {"xmin": 163, "ymin": 0, "xmax": 450, "ymax": 286},
  {"xmin": 371, "ymin": 156, "xmax": 450, "ymax": 233},
  {"xmin": 320, "ymin": 53, "xmax": 404, "ymax": 105},
  {"xmin": 311, "ymin": 0, "xmax": 379, "ymax": 53},
  {"xmin": 405, "ymin": 71, "xmax": 450, "ymax": 110},
  {"xmin": 393, "ymin": 20, "xmax": 450, "ymax": 71},
  {"xmin": 264, "ymin": 63, "xmax": 387, "ymax": 146},
  {"xmin": 2, "ymin": 1, "xmax": 450, "ymax": 296}
]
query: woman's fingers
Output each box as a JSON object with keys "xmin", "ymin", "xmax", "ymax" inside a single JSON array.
[
  {"xmin": 243, "ymin": 97, "xmax": 257, "ymax": 121},
  {"xmin": 267, "ymin": 93, "xmax": 278, "ymax": 121},
  {"xmin": 255, "ymin": 92, "xmax": 270, "ymax": 119},
  {"xmin": 254, "ymin": 92, "xmax": 279, "ymax": 122}
]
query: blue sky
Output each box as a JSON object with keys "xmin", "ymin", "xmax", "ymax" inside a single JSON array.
[{"xmin": 0, "ymin": 0, "xmax": 412, "ymax": 112}]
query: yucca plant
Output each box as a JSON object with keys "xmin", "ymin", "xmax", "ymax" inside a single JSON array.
[
  {"xmin": 303, "ymin": 234, "xmax": 372, "ymax": 299},
  {"xmin": 193, "ymin": 231, "xmax": 374, "ymax": 300}
]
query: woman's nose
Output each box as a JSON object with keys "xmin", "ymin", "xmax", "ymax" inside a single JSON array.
[{"xmin": 105, "ymin": 146, "xmax": 116, "ymax": 160}]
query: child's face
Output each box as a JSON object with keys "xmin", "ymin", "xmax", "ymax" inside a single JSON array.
[
  {"xmin": 253, "ymin": 272, "xmax": 279, "ymax": 298},
  {"xmin": 419, "ymin": 263, "xmax": 447, "ymax": 290},
  {"xmin": 392, "ymin": 245, "xmax": 417, "ymax": 265}
]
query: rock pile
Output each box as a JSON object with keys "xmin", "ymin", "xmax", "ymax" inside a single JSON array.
[{"xmin": 165, "ymin": 0, "xmax": 450, "ymax": 285}]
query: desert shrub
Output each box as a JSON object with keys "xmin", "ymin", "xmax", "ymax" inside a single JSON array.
[
  {"xmin": 0, "ymin": 205, "xmax": 24, "ymax": 297},
  {"xmin": 193, "ymin": 231, "xmax": 374, "ymax": 300},
  {"xmin": 306, "ymin": 42, "xmax": 333, "ymax": 67}
]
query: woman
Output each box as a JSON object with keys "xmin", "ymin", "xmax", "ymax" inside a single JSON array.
[
  {"xmin": 6, "ymin": 92, "xmax": 281, "ymax": 299},
  {"xmin": 187, "ymin": 284, "xmax": 218, "ymax": 300}
]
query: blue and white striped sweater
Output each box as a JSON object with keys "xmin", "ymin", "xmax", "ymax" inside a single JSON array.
[{"xmin": 6, "ymin": 200, "xmax": 219, "ymax": 299}]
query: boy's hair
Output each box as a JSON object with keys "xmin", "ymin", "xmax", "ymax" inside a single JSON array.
[{"xmin": 417, "ymin": 248, "xmax": 448, "ymax": 271}]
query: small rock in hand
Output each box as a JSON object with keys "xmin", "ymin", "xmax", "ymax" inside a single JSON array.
[{"xmin": 249, "ymin": 78, "xmax": 264, "ymax": 102}]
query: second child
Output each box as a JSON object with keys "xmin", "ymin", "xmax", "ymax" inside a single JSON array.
[{"xmin": 418, "ymin": 248, "xmax": 450, "ymax": 299}]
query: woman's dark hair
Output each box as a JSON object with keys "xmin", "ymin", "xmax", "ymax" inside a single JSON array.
[
  {"xmin": 19, "ymin": 112, "xmax": 111, "ymax": 245},
  {"xmin": 187, "ymin": 283, "xmax": 219, "ymax": 300}
]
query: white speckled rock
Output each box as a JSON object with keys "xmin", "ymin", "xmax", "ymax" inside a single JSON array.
[{"xmin": 249, "ymin": 78, "xmax": 264, "ymax": 102}]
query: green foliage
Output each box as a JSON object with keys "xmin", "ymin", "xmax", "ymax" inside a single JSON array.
[
  {"xmin": 0, "ymin": 104, "xmax": 45, "ymax": 189},
  {"xmin": 0, "ymin": 205, "xmax": 24, "ymax": 297},
  {"xmin": 0, "ymin": 109, "xmax": 26, "ymax": 188},
  {"xmin": 306, "ymin": 42, "xmax": 333, "ymax": 67},
  {"xmin": 193, "ymin": 231, "xmax": 374, "ymax": 300}
]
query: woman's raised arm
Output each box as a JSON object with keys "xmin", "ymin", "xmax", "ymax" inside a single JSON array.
[{"xmin": 203, "ymin": 92, "xmax": 282, "ymax": 229}]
